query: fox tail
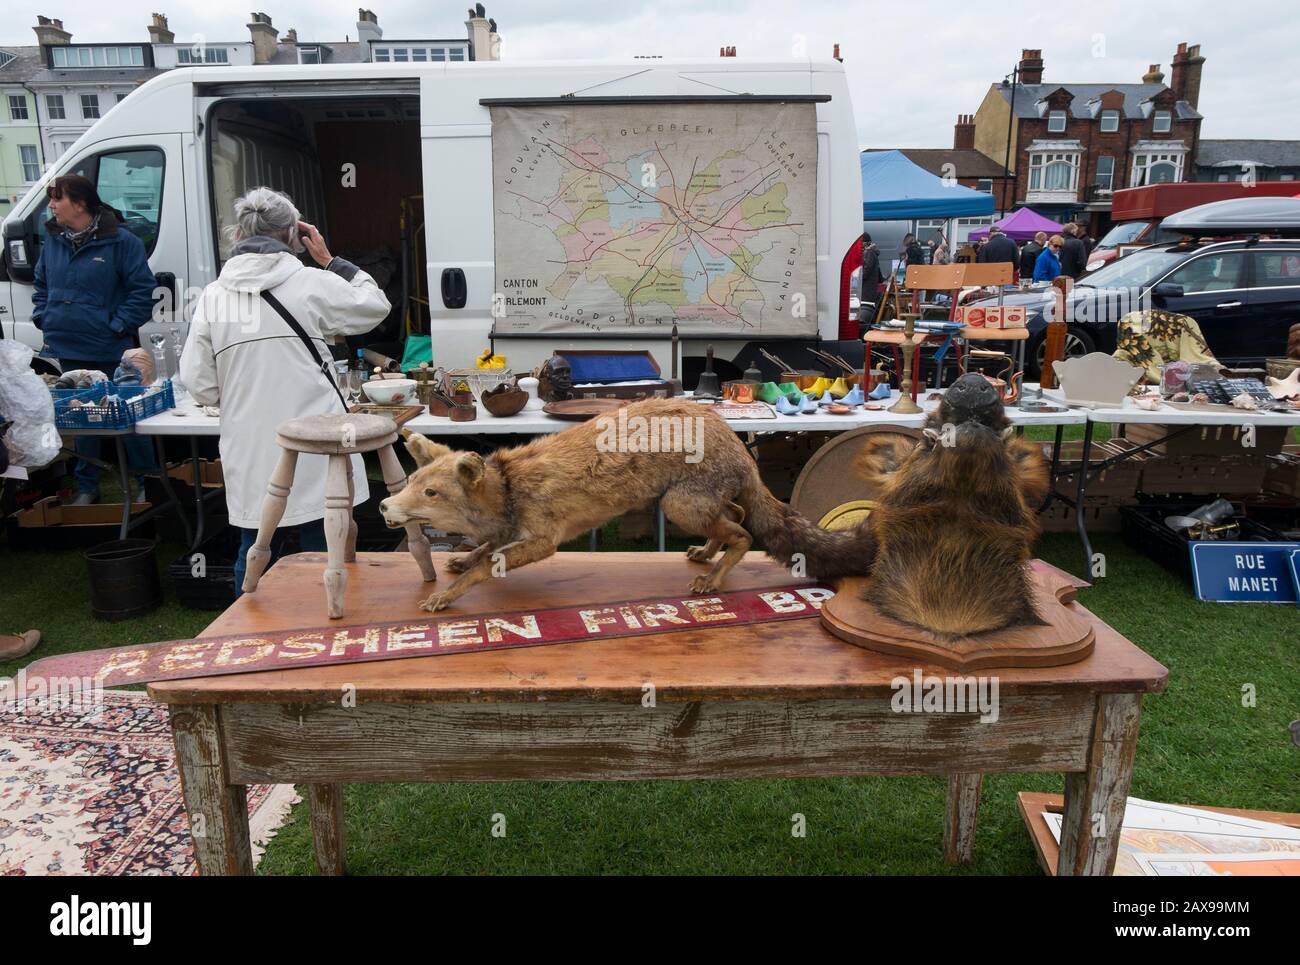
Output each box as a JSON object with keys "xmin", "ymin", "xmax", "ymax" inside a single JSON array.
[{"xmin": 739, "ymin": 481, "xmax": 875, "ymax": 580}]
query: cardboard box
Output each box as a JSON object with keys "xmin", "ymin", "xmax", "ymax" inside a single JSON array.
[
  {"xmin": 15, "ymin": 495, "xmax": 151, "ymax": 528},
  {"xmin": 1263, "ymin": 446, "xmax": 1300, "ymax": 499},
  {"xmin": 1138, "ymin": 455, "xmax": 1268, "ymax": 496},
  {"xmin": 1123, "ymin": 422, "xmax": 1290, "ymax": 458},
  {"xmin": 167, "ymin": 459, "xmax": 224, "ymax": 488}
]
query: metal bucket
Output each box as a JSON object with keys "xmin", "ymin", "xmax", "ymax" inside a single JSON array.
[{"xmin": 84, "ymin": 538, "xmax": 162, "ymax": 621}]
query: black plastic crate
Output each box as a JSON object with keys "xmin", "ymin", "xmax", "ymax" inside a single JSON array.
[
  {"xmin": 168, "ymin": 525, "xmax": 240, "ymax": 610},
  {"xmin": 1120, "ymin": 502, "xmax": 1286, "ymax": 584}
]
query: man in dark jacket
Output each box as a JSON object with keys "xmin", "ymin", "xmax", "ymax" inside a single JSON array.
[
  {"xmin": 860, "ymin": 232, "xmax": 883, "ymax": 299},
  {"xmin": 1058, "ymin": 222, "xmax": 1089, "ymax": 280},
  {"xmin": 34, "ymin": 174, "xmax": 157, "ymax": 504},
  {"xmin": 976, "ymin": 226, "xmax": 1018, "ymax": 268},
  {"xmin": 1019, "ymin": 231, "xmax": 1046, "ymax": 279},
  {"xmin": 902, "ymin": 233, "xmax": 926, "ymax": 266}
]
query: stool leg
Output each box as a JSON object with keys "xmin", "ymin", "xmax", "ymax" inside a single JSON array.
[
  {"xmin": 242, "ymin": 449, "xmax": 299, "ymax": 594},
  {"xmin": 324, "ymin": 454, "xmax": 352, "ymax": 619},
  {"xmin": 378, "ymin": 443, "xmax": 436, "ymax": 582},
  {"xmin": 344, "ymin": 460, "xmax": 358, "ymax": 563}
]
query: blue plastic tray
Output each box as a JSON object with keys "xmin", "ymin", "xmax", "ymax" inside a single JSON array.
[{"xmin": 53, "ymin": 379, "xmax": 176, "ymax": 430}]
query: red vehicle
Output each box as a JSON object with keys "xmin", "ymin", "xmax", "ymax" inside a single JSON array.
[{"xmin": 1085, "ymin": 181, "xmax": 1300, "ymax": 273}]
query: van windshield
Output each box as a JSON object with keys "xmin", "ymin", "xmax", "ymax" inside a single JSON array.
[{"xmin": 1096, "ymin": 221, "xmax": 1151, "ymax": 250}]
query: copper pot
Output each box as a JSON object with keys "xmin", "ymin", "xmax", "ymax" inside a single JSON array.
[{"xmin": 780, "ymin": 370, "xmax": 822, "ymax": 391}]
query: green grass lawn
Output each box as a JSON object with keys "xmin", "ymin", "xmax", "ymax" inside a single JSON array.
[{"xmin": 2, "ymin": 513, "xmax": 1296, "ymax": 874}]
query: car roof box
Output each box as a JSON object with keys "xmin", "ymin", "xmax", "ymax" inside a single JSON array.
[{"xmin": 1160, "ymin": 195, "xmax": 1300, "ymax": 237}]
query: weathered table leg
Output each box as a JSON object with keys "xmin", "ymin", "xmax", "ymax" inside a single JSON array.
[
  {"xmin": 1058, "ymin": 692, "xmax": 1142, "ymax": 876},
  {"xmin": 170, "ymin": 704, "xmax": 253, "ymax": 876},
  {"xmin": 944, "ymin": 772, "xmax": 983, "ymax": 864},
  {"xmin": 308, "ymin": 783, "xmax": 347, "ymax": 876}
]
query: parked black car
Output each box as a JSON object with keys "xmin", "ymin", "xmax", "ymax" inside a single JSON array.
[{"xmin": 967, "ymin": 238, "xmax": 1300, "ymax": 377}]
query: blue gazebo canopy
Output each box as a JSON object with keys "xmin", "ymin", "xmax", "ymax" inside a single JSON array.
[{"xmin": 860, "ymin": 150, "xmax": 997, "ymax": 220}]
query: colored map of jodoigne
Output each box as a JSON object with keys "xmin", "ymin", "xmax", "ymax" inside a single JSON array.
[{"xmin": 489, "ymin": 102, "xmax": 818, "ymax": 337}]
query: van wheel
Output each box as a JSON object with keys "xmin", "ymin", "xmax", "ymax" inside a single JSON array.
[{"xmin": 1030, "ymin": 327, "xmax": 1095, "ymax": 379}]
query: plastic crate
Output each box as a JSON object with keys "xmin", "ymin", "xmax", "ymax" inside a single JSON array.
[
  {"xmin": 1119, "ymin": 502, "xmax": 1285, "ymax": 584},
  {"xmin": 53, "ymin": 379, "xmax": 175, "ymax": 430},
  {"xmin": 168, "ymin": 526, "xmax": 239, "ymax": 610}
]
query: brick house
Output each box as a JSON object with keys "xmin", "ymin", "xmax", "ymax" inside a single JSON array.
[{"xmin": 970, "ymin": 45, "xmax": 1205, "ymax": 235}]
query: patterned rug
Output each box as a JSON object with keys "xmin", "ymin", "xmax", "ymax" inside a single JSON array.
[{"xmin": 0, "ymin": 690, "xmax": 298, "ymax": 875}]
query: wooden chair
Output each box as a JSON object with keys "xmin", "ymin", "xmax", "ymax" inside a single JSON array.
[{"xmin": 241, "ymin": 413, "xmax": 436, "ymax": 618}]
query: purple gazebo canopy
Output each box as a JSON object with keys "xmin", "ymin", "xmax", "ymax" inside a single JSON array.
[{"xmin": 968, "ymin": 208, "xmax": 1064, "ymax": 242}]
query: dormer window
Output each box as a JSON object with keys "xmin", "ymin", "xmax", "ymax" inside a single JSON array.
[
  {"xmin": 298, "ymin": 46, "xmax": 321, "ymax": 64},
  {"xmin": 1152, "ymin": 111, "xmax": 1171, "ymax": 133},
  {"xmin": 1100, "ymin": 110, "xmax": 1119, "ymax": 132},
  {"xmin": 1047, "ymin": 110, "xmax": 1067, "ymax": 133}
]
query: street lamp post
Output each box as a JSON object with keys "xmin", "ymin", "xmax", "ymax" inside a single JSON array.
[{"xmin": 1001, "ymin": 66, "xmax": 1019, "ymax": 219}]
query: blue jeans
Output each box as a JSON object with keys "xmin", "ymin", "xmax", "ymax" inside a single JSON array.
[
  {"xmin": 73, "ymin": 433, "xmax": 158, "ymax": 497},
  {"xmin": 233, "ymin": 519, "xmax": 327, "ymax": 597},
  {"xmin": 60, "ymin": 358, "xmax": 158, "ymax": 496}
]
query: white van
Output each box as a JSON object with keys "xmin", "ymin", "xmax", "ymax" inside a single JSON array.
[{"xmin": 2, "ymin": 59, "xmax": 863, "ymax": 384}]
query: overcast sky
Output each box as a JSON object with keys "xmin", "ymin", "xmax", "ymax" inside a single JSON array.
[{"xmin": 6, "ymin": 0, "xmax": 1296, "ymax": 147}]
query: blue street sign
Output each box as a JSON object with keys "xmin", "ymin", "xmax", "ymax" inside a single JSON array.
[
  {"xmin": 1189, "ymin": 541, "xmax": 1300, "ymax": 603},
  {"xmin": 1290, "ymin": 551, "xmax": 1300, "ymax": 608}
]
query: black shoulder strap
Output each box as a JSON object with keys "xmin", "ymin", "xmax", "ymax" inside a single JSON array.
[{"xmin": 259, "ymin": 289, "xmax": 348, "ymax": 412}]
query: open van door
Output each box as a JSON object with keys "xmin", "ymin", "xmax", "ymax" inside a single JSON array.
[{"xmin": 3, "ymin": 133, "xmax": 189, "ymax": 354}]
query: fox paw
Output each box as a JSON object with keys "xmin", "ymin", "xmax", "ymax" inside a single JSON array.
[
  {"xmin": 445, "ymin": 555, "xmax": 470, "ymax": 574},
  {"xmin": 689, "ymin": 575, "xmax": 720, "ymax": 595},
  {"xmin": 419, "ymin": 592, "xmax": 455, "ymax": 613},
  {"xmin": 685, "ymin": 545, "xmax": 716, "ymax": 562}
]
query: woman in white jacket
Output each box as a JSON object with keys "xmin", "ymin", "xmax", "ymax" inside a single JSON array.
[{"xmin": 180, "ymin": 187, "xmax": 390, "ymax": 592}]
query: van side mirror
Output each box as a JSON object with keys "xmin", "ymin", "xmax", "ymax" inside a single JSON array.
[
  {"xmin": 2, "ymin": 225, "xmax": 35, "ymax": 284},
  {"xmin": 1151, "ymin": 282, "xmax": 1183, "ymax": 306}
]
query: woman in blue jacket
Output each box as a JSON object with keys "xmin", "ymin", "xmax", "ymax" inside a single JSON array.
[
  {"xmin": 33, "ymin": 175, "xmax": 157, "ymax": 504},
  {"xmin": 1032, "ymin": 234, "xmax": 1064, "ymax": 283}
]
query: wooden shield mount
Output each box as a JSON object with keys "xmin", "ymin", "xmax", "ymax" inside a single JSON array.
[{"xmin": 820, "ymin": 568, "xmax": 1096, "ymax": 671}]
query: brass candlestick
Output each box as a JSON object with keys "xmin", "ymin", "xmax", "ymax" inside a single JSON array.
[{"xmin": 888, "ymin": 314, "xmax": 923, "ymax": 414}]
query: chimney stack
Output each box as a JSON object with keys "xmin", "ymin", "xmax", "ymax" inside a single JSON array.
[
  {"xmin": 356, "ymin": 8, "xmax": 381, "ymax": 53},
  {"xmin": 953, "ymin": 114, "xmax": 975, "ymax": 151},
  {"xmin": 832, "ymin": 43, "xmax": 841, "ymax": 62},
  {"xmin": 1142, "ymin": 63, "xmax": 1164, "ymax": 84},
  {"xmin": 33, "ymin": 15, "xmax": 72, "ymax": 47},
  {"xmin": 148, "ymin": 13, "xmax": 174, "ymax": 45},
  {"xmin": 1018, "ymin": 48, "xmax": 1043, "ymax": 85},
  {"xmin": 246, "ymin": 12, "xmax": 279, "ymax": 65},
  {"xmin": 465, "ymin": 4, "xmax": 490, "ymax": 61},
  {"xmin": 486, "ymin": 17, "xmax": 501, "ymax": 61},
  {"xmin": 719, "ymin": 45, "xmax": 736, "ymax": 57},
  {"xmin": 283, "ymin": 28, "xmax": 297, "ymax": 45},
  {"xmin": 1169, "ymin": 42, "xmax": 1205, "ymax": 109}
]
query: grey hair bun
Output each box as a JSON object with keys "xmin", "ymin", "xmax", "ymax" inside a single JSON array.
[{"xmin": 224, "ymin": 186, "xmax": 301, "ymax": 248}]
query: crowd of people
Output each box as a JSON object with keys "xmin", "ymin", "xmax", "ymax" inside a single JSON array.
[
  {"xmin": 974, "ymin": 220, "xmax": 1096, "ymax": 283},
  {"xmin": 860, "ymin": 218, "xmax": 1098, "ymax": 302}
]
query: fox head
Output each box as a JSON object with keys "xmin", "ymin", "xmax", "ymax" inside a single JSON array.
[{"xmin": 379, "ymin": 432, "xmax": 503, "ymax": 538}]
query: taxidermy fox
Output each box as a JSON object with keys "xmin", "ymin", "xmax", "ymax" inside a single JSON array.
[
  {"xmin": 850, "ymin": 374, "xmax": 1051, "ymax": 638},
  {"xmin": 379, "ymin": 397, "xmax": 869, "ymax": 612}
]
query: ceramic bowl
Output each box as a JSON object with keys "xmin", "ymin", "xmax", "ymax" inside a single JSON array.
[{"xmin": 361, "ymin": 378, "xmax": 418, "ymax": 405}]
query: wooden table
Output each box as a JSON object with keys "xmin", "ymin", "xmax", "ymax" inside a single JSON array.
[{"xmin": 148, "ymin": 552, "xmax": 1167, "ymax": 876}]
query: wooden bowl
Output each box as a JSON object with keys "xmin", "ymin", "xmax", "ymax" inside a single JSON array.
[{"xmin": 481, "ymin": 383, "xmax": 529, "ymax": 417}]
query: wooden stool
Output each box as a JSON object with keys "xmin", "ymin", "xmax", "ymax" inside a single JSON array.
[{"xmin": 241, "ymin": 413, "xmax": 436, "ymax": 618}]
